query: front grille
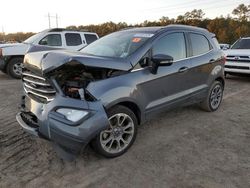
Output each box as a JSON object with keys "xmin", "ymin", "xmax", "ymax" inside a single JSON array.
[
  {"xmin": 22, "ymin": 70, "xmax": 56, "ymax": 103},
  {"xmin": 226, "ymin": 55, "xmax": 250, "ymax": 63},
  {"xmin": 225, "ymin": 65, "xmax": 250, "ymax": 70}
]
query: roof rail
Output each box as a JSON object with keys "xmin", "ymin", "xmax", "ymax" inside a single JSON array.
[{"xmin": 48, "ymin": 28, "xmax": 90, "ymax": 32}]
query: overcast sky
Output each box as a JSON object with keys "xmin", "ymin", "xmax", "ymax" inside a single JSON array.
[{"xmin": 0, "ymin": 0, "xmax": 249, "ymax": 33}]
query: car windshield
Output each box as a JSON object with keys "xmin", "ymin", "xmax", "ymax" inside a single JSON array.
[
  {"xmin": 23, "ymin": 32, "xmax": 45, "ymax": 44},
  {"xmin": 231, "ymin": 39, "xmax": 250, "ymax": 49},
  {"xmin": 80, "ymin": 31, "xmax": 153, "ymax": 58}
]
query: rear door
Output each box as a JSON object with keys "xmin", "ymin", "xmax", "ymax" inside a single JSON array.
[
  {"xmin": 186, "ymin": 32, "xmax": 215, "ymax": 99},
  {"xmin": 64, "ymin": 32, "xmax": 85, "ymax": 50}
]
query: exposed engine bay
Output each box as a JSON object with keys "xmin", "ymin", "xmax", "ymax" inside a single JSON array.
[{"xmin": 51, "ymin": 62, "xmax": 125, "ymax": 100}]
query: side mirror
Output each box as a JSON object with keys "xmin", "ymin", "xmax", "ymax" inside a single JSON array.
[{"xmin": 150, "ymin": 54, "xmax": 173, "ymax": 74}]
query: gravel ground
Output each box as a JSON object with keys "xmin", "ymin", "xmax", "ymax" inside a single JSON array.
[{"xmin": 0, "ymin": 72, "xmax": 250, "ymax": 188}]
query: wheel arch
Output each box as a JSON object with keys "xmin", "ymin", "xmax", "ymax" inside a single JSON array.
[
  {"xmin": 4, "ymin": 55, "xmax": 24, "ymax": 69},
  {"xmin": 107, "ymin": 101, "xmax": 142, "ymax": 125},
  {"xmin": 215, "ymin": 76, "xmax": 225, "ymax": 88}
]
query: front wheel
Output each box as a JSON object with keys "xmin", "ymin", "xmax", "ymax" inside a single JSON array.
[
  {"xmin": 7, "ymin": 57, "xmax": 23, "ymax": 79},
  {"xmin": 92, "ymin": 105, "xmax": 137, "ymax": 158},
  {"xmin": 200, "ymin": 81, "xmax": 224, "ymax": 112}
]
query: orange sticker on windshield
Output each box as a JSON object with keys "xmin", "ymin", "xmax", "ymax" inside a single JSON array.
[{"xmin": 132, "ymin": 38, "xmax": 142, "ymax": 43}]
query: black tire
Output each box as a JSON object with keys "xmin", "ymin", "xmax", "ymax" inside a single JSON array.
[
  {"xmin": 200, "ymin": 81, "xmax": 224, "ymax": 112},
  {"xmin": 92, "ymin": 105, "xmax": 138, "ymax": 158},
  {"xmin": 7, "ymin": 57, "xmax": 23, "ymax": 79}
]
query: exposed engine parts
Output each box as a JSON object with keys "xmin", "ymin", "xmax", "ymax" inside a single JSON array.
[{"xmin": 52, "ymin": 62, "xmax": 125, "ymax": 100}]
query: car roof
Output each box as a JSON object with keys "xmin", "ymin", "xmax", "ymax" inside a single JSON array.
[
  {"xmin": 38, "ymin": 28, "xmax": 97, "ymax": 35},
  {"xmin": 122, "ymin": 24, "xmax": 209, "ymax": 34}
]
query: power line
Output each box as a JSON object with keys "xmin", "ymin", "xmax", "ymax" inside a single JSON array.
[
  {"xmin": 145, "ymin": 0, "xmax": 219, "ymax": 11},
  {"xmin": 142, "ymin": 0, "xmax": 249, "ymax": 17},
  {"xmin": 144, "ymin": 0, "xmax": 249, "ymax": 13}
]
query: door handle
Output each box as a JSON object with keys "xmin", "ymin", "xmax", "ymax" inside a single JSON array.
[{"xmin": 178, "ymin": 67, "xmax": 189, "ymax": 73}]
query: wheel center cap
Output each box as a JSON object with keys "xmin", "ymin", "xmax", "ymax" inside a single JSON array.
[{"xmin": 113, "ymin": 127, "xmax": 122, "ymax": 137}]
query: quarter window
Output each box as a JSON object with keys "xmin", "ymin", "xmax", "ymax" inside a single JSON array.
[
  {"xmin": 39, "ymin": 34, "xmax": 62, "ymax": 46},
  {"xmin": 190, "ymin": 33, "xmax": 210, "ymax": 56},
  {"xmin": 152, "ymin": 33, "xmax": 186, "ymax": 61},
  {"xmin": 65, "ymin": 33, "xmax": 82, "ymax": 46}
]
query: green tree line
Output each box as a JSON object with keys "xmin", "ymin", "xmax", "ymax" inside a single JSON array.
[{"xmin": 1, "ymin": 4, "xmax": 249, "ymax": 45}]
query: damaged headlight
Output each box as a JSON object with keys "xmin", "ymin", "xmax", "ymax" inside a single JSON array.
[{"xmin": 56, "ymin": 108, "xmax": 89, "ymax": 122}]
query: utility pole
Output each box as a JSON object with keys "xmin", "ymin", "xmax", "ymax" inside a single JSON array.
[
  {"xmin": 48, "ymin": 13, "xmax": 51, "ymax": 28},
  {"xmin": 56, "ymin": 14, "xmax": 58, "ymax": 28},
  {"xmin": 1, "ymin": 26, "xmax": 5, "ymax": 42},
  {"xmin": 45, "ymin": 13, "xmax": 59, "ymax": 29}
]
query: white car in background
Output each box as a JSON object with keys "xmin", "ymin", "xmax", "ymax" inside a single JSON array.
[
  {"xmin": 0, "ymin": 28, "xmax": 99, "ymax": 78},
  {"xmin": 219, "ymin": 43, "xmax": 230, "ymax": 50},
  {"xmin": 224, "ymin": 37, "xmax": 250, "ymax": 77}
]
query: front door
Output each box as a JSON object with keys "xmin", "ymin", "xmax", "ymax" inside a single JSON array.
[{"xmin": 137, "ymin": 32, "xmax": 195, "ymax": 117}]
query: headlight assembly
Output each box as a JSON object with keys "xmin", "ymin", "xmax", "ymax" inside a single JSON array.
[{"xmin": 56, "ymin": 108, "xmax": 89, "ymax": 122}]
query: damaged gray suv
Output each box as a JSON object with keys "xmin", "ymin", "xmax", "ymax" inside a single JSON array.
[{"xmin": 16, "ymin": 25, "xmax": 225, "ymax": 159}]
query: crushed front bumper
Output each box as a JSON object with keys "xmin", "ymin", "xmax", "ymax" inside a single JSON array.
[{"xmin": 16, "ymin": 94, "xmax": 109, "ymax": 154}]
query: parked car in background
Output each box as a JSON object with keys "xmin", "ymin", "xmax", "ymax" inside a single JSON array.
[
  {"xmin": 0, "ymin": 28, "xmax": 99, "ymax": 78},
  {"xmin": 219, "ymin": 43, "xmax": 230, "ymax": 50},
  {"xmin": 16, "ymin": 25, "xmax": 225, "ymax": 160},
  {"xmin": 224, "ymin": 37, "xmax": 250, "ymax": 77}
]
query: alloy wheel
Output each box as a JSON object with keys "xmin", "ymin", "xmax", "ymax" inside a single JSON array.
[
  {"xmin": 100, "ymin": 113, "xmax": 135, "ymax": 154},
  {"xmin": 210, "ymin": 84, "xmax": 223, "ymax": 110}
]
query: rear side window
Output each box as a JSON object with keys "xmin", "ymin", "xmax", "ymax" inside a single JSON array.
[
  {"xmin": 152, "ymin": 32, "xmax": 186, "ymax": 61},
  {"xmin": 84, "ymin": 34, "xmax": 98, "ymax": 44},
  {"xmin": 39, "ymin": 34, "xmax": 62, "ymax": 46},
  {"xmin": 65, "ymin": 33, "xmax": 82, "ymax": 46},
  {"xmin": 190, "ymin": 33, "xmax": 210, "ymax": 56}
]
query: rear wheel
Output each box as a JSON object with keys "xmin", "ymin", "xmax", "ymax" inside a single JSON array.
[
  {"xmin": 7, "ymin": 57, "xmax": 23, "ymax": 79},
  {"xmin": 92, "ymin": 105, "xmax": 137, "ymax": 158},
  {"xmin": 200, "ymin": 81, "xmax": 223, "ymax": 112}
]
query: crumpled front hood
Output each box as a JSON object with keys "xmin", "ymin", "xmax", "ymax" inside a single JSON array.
[
  {"xmin": 24, "ymin": 50, "xmax": 133, "ymax": 74},
  {"xmin": 223, "ymin": 49, "xmax": 250, "ymax": 56}
]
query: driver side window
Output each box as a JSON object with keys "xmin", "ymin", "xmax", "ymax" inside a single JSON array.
[
  {"xmin": 39, "ymin": 34, "xmax": 62, "ymax": 46},
  {"xmin": 152, "ymin": 33, "xmax": 186, "ymax": 61}
]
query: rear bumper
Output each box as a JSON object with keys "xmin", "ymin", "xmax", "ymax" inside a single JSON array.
[{"xmin": 16, "ymin": 94, "xmax": 109, "ymax": 155}]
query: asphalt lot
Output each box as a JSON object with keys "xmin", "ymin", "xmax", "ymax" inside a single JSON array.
[{"xmin": 0, "ymin": 71, "xmax": 250, "ymax": 188}]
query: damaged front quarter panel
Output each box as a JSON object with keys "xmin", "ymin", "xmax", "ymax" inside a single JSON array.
[{"xmin": 21, "ymin": 50, "xmax": 132, "ymax": 157}]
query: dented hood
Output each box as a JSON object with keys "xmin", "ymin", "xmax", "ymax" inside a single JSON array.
[{"xmin": 24, "ymin": 50, "xmax": 133, "ymax": 74}]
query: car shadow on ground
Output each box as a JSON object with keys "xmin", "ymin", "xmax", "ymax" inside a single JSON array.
[
  {"xmin": 225, "ymin": 74, "xmax": 250, "ymax": 82},
  {"xmin": 0, "ymin": 72, "xmax": 13, "ymax": 80}
]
